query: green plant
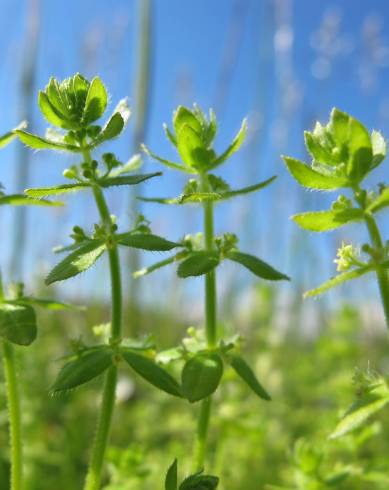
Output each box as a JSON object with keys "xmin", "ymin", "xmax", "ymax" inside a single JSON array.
[
  {"xmin": 283, "ymin": 108, "xmax": 388, "ymax": 325},
  {"xmin": 0, "ymin": 127, "xmax": 73, "ymax": 490},
  {"xmin": 16, "ymin": 73, "xmax": 185, "ymax": 490},
  {"xmin": 139, "ymin": 105, "xmax": 289, "ymax": 477}
]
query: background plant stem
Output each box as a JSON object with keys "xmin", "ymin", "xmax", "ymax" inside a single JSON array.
[
  {"xmin": 193, "ymin": 174, "xmax": 217, "ymax": 471},
  {"xmin": 2, "ymin": 340, "xmax": 23, "ymax": 490},
  {"xmin": 82, "ymin": 152, "xmax": 123, "ymax": 490}
]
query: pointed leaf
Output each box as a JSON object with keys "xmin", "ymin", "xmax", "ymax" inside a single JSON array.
[
  {"xmin": 165, "ymin": 459, "xmax": 178, "ymax": 490},
  {"xmin": 99, "ymin": 173, "xmax": 161, "ymax": 188},
  {"xmin": 220, "ymin": 176, "xmax": 277, "ymax": 200},
  {"xmin": 142, "ymin": 143, "xmax": 192, "ymax": 173},
  {"xmin": 283, "ymin": 156, "xmax": 349, "ymax": 190},
  {"xmin": 20, "ymin": 297, "xmax": 83, "ymax": 311},
  {"xmin": 0, "ymin": 302, "xmax": 37, "ymax": 346},
  {"xmin": 180, "ymin": 472, "xmax": 219, "ymax": 490},
  {"xmin": 292, "ymin": 209, "xmax": 364, "ymax": 232},
  {"xmin": 177, "ymin": 252, "xmax": 219, "ymax": 278},
  {"xmin": 133, "ymin": 255, "xmax": 177, "ymax": 278},
  {"xmin": 227, "ymin": 251, "xmax": 289, "ymax": 281},
  {"xmin": 177, "ymin": 124, "xmax": 209, "ymax": 168},
  {"xmin": 230, "ymin": 355, "xmax": 271, "ymax": 401},
  {"xmin": 45, "ymin": 240, "xmax": 106, "ymax": 285},
  {"xmin": 16, "ymin": 130, "xmax": 81, "ymax": 152},
  {"xmin": 82, "ymin": 76, "xmax": 108, "ymax": 124},
  {"xmin": 173, "ymin": 106, "xmax": 203, "ymax": 136},
  {"xmin": 25, "ymin": 183, "xmax": 89, "ymax": 198},
  {"xmin": 304, "ymin": 266, "xmax": 373, "ymax": 298},
  {"xmin": 181, "ymin": 353, "xmax": 223, "ymax": 403},
  {"xmin": 367, "ymin": 188, "xmax": 389, "ymax": 214},
  {"xmin": 0, "ymin": 194, "xmax": 63, "ymax": 206},
  {"xmin": 121, "ymin": 349, "xmax": 183, "ymax": 397},
  {"xmin": 38, "ymin": 91, "xmax": 68, "ymax": 128},
  {"xmin": 51, "ymin": 348, "xmax": 113, "ymax": 393},
  {"xmin": 117, "ymin": 233, "xmax": 180, "ymax": 251},
  {"xmin": 209, "ymin": 118, "xmax": 247, "ymax": 169}
]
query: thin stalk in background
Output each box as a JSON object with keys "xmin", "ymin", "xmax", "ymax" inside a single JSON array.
[
  {"xmin": 127, "ymin": 0, "xmax": 153, "ymax": 331},
  {"xmin": 10, "ymin": 0, "xmax": 40, "ymax": 281}
]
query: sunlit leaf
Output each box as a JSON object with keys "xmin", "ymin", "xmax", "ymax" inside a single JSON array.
[
  {"xmin": 82, "ymin": 76, "xmax": 108, "ymax": 124},
  {"xmin": 371, "ymin": 130, "xmax": 387, "ymax": 169},
  {"xmin": 25, "ymin": 183, "xmax": 89, "ymax": 198},
  {"xmin": 45, "ymin": 240, "xmax": 106, "ymax": 285},
  {"xmin": 209, "ymin": 118, "xmax": 247, "ymax": 170},
  {"xmin": 0, "ymin": 194, "xmax": 63, "ymax": 206},
  {"xmin": 16, "ymin": 130, "xmax": 81, "ymax": 152},
  {"xmin": 367, "ymin": 187, "xmax": 389, "ymax": 214},
  {"xmin": 304, "ymin": 266, "xmax": 373, "ymax": 298},
  {"xmin": 292, "ymin": 209, "xmax": 364, "ymax": 232},
  {"xmin": 142, "ymin": 143, "xmax": 192, "ymax": 173},
  {"xmin": 99, "ymin": 173, "xmax": 161, "ymax": 188}
]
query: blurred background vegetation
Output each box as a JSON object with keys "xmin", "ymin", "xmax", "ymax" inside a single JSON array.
[{"xmin": 1, "ymin": 0, "xmax": 389, "ymax": 488}]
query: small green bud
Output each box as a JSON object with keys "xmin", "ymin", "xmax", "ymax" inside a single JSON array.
[{"xmin": 63, "ymin": 168, "xmax": 76, "ymax": 179}]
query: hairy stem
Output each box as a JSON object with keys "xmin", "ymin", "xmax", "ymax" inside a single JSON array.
[
  {"xmin": 364, "ymin": 212, "xmax": 389, "ymax": 328},
  {"xmin": 3, "ymin": 340, "xmax": 23, "ymax": 490},
  {"xmin": 193, "ymin": 174, "xmax": 217, "ymax": 471},
  {"xmin": 83, "ymin": 152, "xmax": 123, "ymax": 490}
]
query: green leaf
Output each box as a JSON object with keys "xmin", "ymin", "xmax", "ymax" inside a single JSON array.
[
  {"xmin": 165, "ymin": 459, "xmax": 178, "ymax": 490},
  {"xmin": 347, "ymin": 116, "xmax": 373, "ymax": 181},
  {"xmin": 20, "ymin": 297, "xmax": 83, "ymax": 311},
  {"xmin": 220, "ymin": 176, "xmax": 276, "ymax": 200},
  {"xmin": 163, "ymin": 123, "xmax": 177, "ymax": 146},
  {"xmin": 0, "ymin": 122, "xmax": 26, "ymax": 148},
  {"xmin": 209, "ymin": 118, "xmax": 247, "ymax": 170},
  {"xmin": 230, "ymin": 355, "xmax": 271, "ymax": 401},
  {"xmin": 0, "ymin": 302, "xmax": 37, "ymax": 346},
  {"xmin": 330, "ymin": 389, "xmax": 389, "ymax": 439},
  {"xmin": 109, "ymin": 154, "xmax": 142, "ymax": 177},
  {"xmin": 99, "ymin": 173, "xmax": 161, "ymax": 188},
  {"xmin": 181, "ymin": 353, "xmax": 223, "ymax": 403},
  {"xmin": 367, "ymin": 188, "xmax": 389, "ymax": 214},
  {"xmin": 227, "ymin": 251, "xmax": 289, "ymax": 281},
  {"xmin": 180, "ymin": 472, "xmax": 219, "ymax": 490},
  {"xmin": 180, "ymin": 192, "xmax": 222, "ymax": 203},
  {"xmin": 91, "ymin": 99, "xmax": 131, "ymax": 146},
  {"xmin": 51, "ymin": 348, "xmax": 113, "ymax": 393},
  {"xmin": 121, "ymin": 349, "xmax": 183, "ymax": 397},
  {"xmin": 173, "ymin": 106, "xmax": 203, "ymax": 136},
  {"xmin": 133, "ymin": 255, "xmax": 177, "ymax": 278},
  {"xmin": 16, "ymin": 130, "xmax": 81, "ymax": 152},
  {"xmin": 283, "ymin": 156, "xmax": 349, "ymax": 190},
  {"xmin": 82, "ymin": 76, "xmax": 108, "ymax": 124},
  {"xmin": 177, "ymin": 252, "xmax": 220, "ymax": 278},
  {"xmin": 25, "ymin": 183, "xmax": 89, "ymax": 198},
  {"xmin": 0, "ymin": 194, "xmax": 63, "ymax": 207},
  {"xmin": 38, "ymin": 91, "xmax": 68, "ymax": 129},
  {"xmin": 292, "ymin": 209, "xmax": 364, "ymax": 232},
  {"xmin": 117, "ymin": 233, "xmax": 180, "ymax": 251},
  {"xmin": 45, "ymin": 240, "xmax": 106, "ymax": 285},
  {"xmin": 141, "ymin": 144, "xmax": 192, "ymax": 173},
  {"xmin": 177, "ymin": 124, "xmax": 209, "ymax": 168},
  {"xmin": 304, "ymin": 131, "xmax": 335, "ymax": 165},
  {"xmin": 304, "ymin": 266, "xmax": 373, "ymax": 298},
  {"xmin": 371, "ymin": 130, "xmax": 387, "ymax": 169}
]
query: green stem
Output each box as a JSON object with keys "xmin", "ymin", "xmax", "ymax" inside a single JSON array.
[
  {"xmin": 364, "ymin": 212, "xmax": 389, "ymax": 328},
  {"xmin": 2, "ymin": 340, "xmax": 23, "ymax": 490},
  {"xmin": 83, "ymin": 152, "xmax": 123, "ymax": 490},
  {"xmin": 192, "ymin": 174, "xmax": 217, "ymax": 471}
]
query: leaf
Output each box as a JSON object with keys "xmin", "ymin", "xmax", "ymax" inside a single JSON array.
[
  {"xmin": 91, "ymin": 99, "xmax": 131, "ymax": 146},
  {"xmin": 133, "ymin": 255, "xmax": 177, "ymax": 278},
  {"xmin": 0, "ymin": 302, "xmax": 37, "ymax": 346},
  {"xmin": 227, "ymin": 251, "xmax": 289, "ymax": 281},
  {"xmin": 367, "ymin": 187, "xmax": 389, "ymax": 214},
  {"xmin": 181, "ymin": 353, "xmax": 224, "ymax": 403},
  {"xmin": 209, "ymin": 118, "xmax": 247, "ymax": 170},
  {"xmin": 176, "ymin": 123, "xmax": 211, "ymax": 168},
  {"xmin": 82, "ymin": 76, "xmax": 108, "ymax": 124},
  {"xmin": 51, "ymin": 348, "xmax": 113, "ymax": 393},
  {"xmin": 347, "ymin": 116, "xmax": 373, "ymax": 181},
  {"xmin": 165, "ymin": 459, "xmax": 178, "ymax": 490},
  {"xmin": 371, "ymin": 130, "xmax": 387, "ymax": 169},
  {"xmin": 0, "ymin": 194, "xmax": 63, "ymax": 206},
  {"xmin": 173, "ymin": 106, "xmax": 203, "ymax": 136},
  {"xmin": 292, "ymin": 209, "xmax": 364, "ymax": 232},
  {"xmin": 138, "ymin": 196, "xmax": 182, "ymax": 205},
  {"xmin": 141, "ymin": 143, "xmax": 192, "ymax": 173},
  {"xmin": 38, "ymin": 91, "xmax": 68, "ymax": 129},
  {"xmin": 99, "ymin": 173, "xmax": 161, "ymax": 188},
  {"xmin": 177, "ymin": 252, "xmax": 220, "ymax": 278},
  {"xmin": 109, "ymin": 154, "xmax": 142, "ymax": 177},
  {"xmin": 16, "ymin": 130, "xmax": 81, "ymax": 152},
  {"xmin": 121, "ymin": 349, "xmax": 183, "ymax": 397},
  {"xmin": 221, "ymin": 176, "xmax": 277, "ymax": 199},
  {"xmin": 283, "ymin": 156, "xmax": 349, "ymax": 190},
  {"xmin": 163, "ymin": 123, "xmax": 177, "ymax": 146},
  {"xmin": 330, "ymin": 389, "xmax": 389, "ymax": 439},
  {"xmin": 45, "ymin": 240, "xmax": 106, "ymax": 285},
  {"xmin": 304, "ymin": 266, "xmax": 373, "ymax": 298},
  {"xmin": 180, "ymin": 472, "xmax": 219, "ymax": 490},
  {"xmin": 20, "ymin": 297, "xmax": 83, "ymax": 311},
  {"xmin": 230, "ymin": 355, "xmax": 271, "ymax": 401},
  {"xmin": 0, "ymin": 123, "xmax": 26, "ymax": 148},
  {"xmin": 117, "ymin": 233, "xmax": 180, "ymax": 251},
  {"xmin": 25, "ymin": 183, "xmax": 89, "ymax": 198},
  {"xmin": 304, "ymin": 131, "xmax": 335, "ymax": 165}
]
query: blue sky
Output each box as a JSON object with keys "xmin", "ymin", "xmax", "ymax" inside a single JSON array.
[{"xmin": 0, "ymin": 0, "xmax": 388, "ymax": 307}]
